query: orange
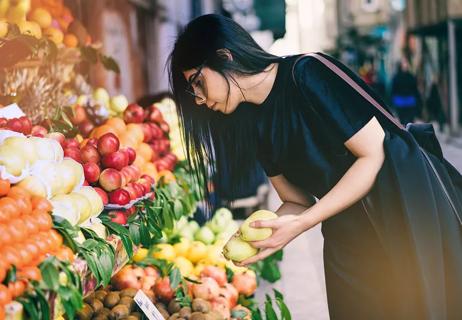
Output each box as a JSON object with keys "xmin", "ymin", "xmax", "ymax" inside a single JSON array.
[
  {"xmin": 18, "ymin": 266, "xmax": 41, "ymax": 281},
  {"xmin": 8, "ymin": 186, "xmax": 31, "ymax": 201},
  {"xmin": 23, "ymin": 242, "xmax": 39, "ymax": 262},
  {"xmin": 8, "ymin": 220, "xmax": 27, "ymax": 242},
  {"xmin": 105, "ymin": 117, "xmax": 127, "ymax": 136},
  {"xmin": 90, "ymin": 124, "xmax": 119, "ymax": 139},
  {"xmin": 0, "ymin": 284, "xmax": 12, "ymax": 306},
  {"xmin": 35, "ymin": 212, "xmax": 52, "ymax": 232},
  {"xmin": 15, "ymin": 246, "xmax": 33, "ymax": 267},
  {"xmin": 2, "ymin": 246, "xmax": 21, "ymax": 268},
  {"xmin": 0, "ymin": 179, "xmax": 10, "ymax": 196},
  {"xmin": 43, "ymin": 27, "xmax": 64, "ymax": 45},
  {"xmin": 29, "ymin": 7, "xmax": 52, "ymax": 28},
  {"xmin": 31, "ymin": 196, "xmax": 52, "ymax": 213},
  {"xmin": 136, "ymin": 143, "xmax": 153, "ymax": 161},
  {"xmin": 0, "ymin": 197, "xmax": 17, "ymax": 221},
  {"xmin": 157, "ymin": 170, "xmax": 176, "ymax": 184},
  {"xmin": 7, "ymin": 280, "xmax": 26, "ymax": 299},
  {"xmin": 63, "ymin": 33, "xmax": 78, "ymax": 48},
  {"xmin": 126, "ymin": 123, "xmax": 144, "ymax": 144},
  {"xmin": 0, "ymin": 225, "xmax": 12, "ymax": 246},
  {"xmin": 54, "ymin": 246, "xmax": 75, "ymax": 263},
  {"xmin": 119, "ymin": 133, "xmax": 138, "ymax": 148},
  {"xmin": 23, "ymin": 218, "xmax": 39, "ymax": 235},
  {"xmin": 48, "ymin": 229, "xmax": 63, "ymax": 251},
  {"xmin": 14, "ymin": 196, "xmax": 32, "ymax": 216}
]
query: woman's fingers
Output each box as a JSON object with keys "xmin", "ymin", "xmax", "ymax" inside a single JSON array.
[
  {"xmin": 250, "ymin": 218, "xmax": 278, "ymax": 229},
  {"xmin": 237, "ymin": 248, "xmax": 276, "ymax": 266}
]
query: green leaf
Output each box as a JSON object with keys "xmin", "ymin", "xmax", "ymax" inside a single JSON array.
[
  {"xmin": 80, "ymin": 46, "xmax": 98, "ymax": 63},
  {"xmin": 35, "ymin": 288, "xmax": 51, "ymax": 320},
  {"xmin": 273, "ymin": 289, "xmax": 284, "ymax": 301},
  {"xmin": 261, "ymin": 260, "xmax": 281, "ymax": 283},
  {"xmin": 275, "ymin": 297, "xmax": 292, "ymax": 320},
  {"xmin": 173, "ymin": 199, "xmax": 183, "ymax": 219},
  {"xmin": 225, "ymin": 266, "xmax": 235, "ymax": 283},
  {"xmin": 4, "ymin": 265, "xmax": 17, "ymax": 284},
  {"xmin": 39, "ymin": 261, "xmax": 60, "ymax": 291},
  {"xmin": 17, "ymin": 297, "xmax": 40, "ymax": 320},
  {"xmin": 169, "ymin": 267, "xmax": 182, "ymax": 289},
  {"xmin": 163, "ymin": 205, "xmax": 174, "ymax": 230},
  {"xmin": 265, "ymin": 296, "xmax": 278, "ymax": 320},
  {"xmin": 100, "ymin": 54, "xmax": 120, "ymax": 73},
  {"xmin": 103, "ymin": 220, "xmax": 134, "ymax": 258},
  {"xmin": 129, "ymin": 223, "xmax": 141, "ymax": 246},
  {"xmin": 273, "ymin": 249, "xmax": 284, "ymax": 261},
  {"xmin": 99, "ymin": 248, "xmax": 115, "ymax": 286},
  {"xmin": 231, "ymin": 309, "xmax": 249, "ymax": 318}
]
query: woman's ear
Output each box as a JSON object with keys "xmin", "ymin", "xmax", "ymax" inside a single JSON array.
[{"xmin": 216, "ymin": 48, "xmax": 233, "ymax": 61}]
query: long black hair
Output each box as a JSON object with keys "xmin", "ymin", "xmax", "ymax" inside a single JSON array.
[{"xmin": 168, "ymin": 14, "xmax": 282, "ymax": 205}]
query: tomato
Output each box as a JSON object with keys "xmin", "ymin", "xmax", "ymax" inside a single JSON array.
[
  {"xmin": 35, "ymin": 212, "xmax": 52, "ymax": 232},
  {"xmin": 31, "ymin": 196, "xmax": 52, "ymax": 213},
  {"xmin": 0, "ymin": 284, "xmax": 12, "ymax": 306},
  {"xmin": 7, "ymin": 280, "xmax": 26, "ymax": 298},
  {"xmin": 18, "ymin": 266, "xmax": 41, "ymax": 281},
  {"xmin": 0, "ymin": 225, "xmax": 12, "ymax": 246},
  {"xmin": 0, "ymin": 197, "xmax": 17, "ymax": 221},
  {"xmin": 0, "ymin": 179, "xmax": 10, "ymax": 196},
  {"xmin": 7, "ymin": 220, "xmax": 26, "ymax": 242}
]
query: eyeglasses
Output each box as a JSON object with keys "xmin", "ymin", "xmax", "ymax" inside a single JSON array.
[{"xmin": 185, "ymin": 64, "xmax": 207, "ymax": 103}]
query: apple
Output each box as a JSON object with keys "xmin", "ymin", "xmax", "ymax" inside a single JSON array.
[
  {"xmin": 0, "ymin": 118, "xmax": 7, "ymax": 127},
  {"xmin": 240, "ymin": 210, "xmax": 277, "ymax": 242},
  {"xmin": 63, "ymin": 138, "xmax": 80, "ymax": 149},
  {"xmin": 93, "ymin": 87, "xmax": 110, "ymax": 105},
  {"xmin": 78, "ymin": 120, "xmax": 94, "ymax": 137},
  {"xmin": 148, "ymin": 104, "xmax": 164, "ymax": 123},
  {"xmin": 122, "ymin": 185, "xmax": 138, "ymax": 201},
  {"xmin": 154, "ymin": 277, "xmax": 174, "ymax": 302},
  {"xmin": 101, "ymin": 151, "xmax": 129, "ymax": 170},
  {"xmin": 46, "ymin": 132, "xmax": 65, "ymax": 146},
  {"xmin": 188, "ymin": 220, "xmax": 200, "ymax": 234},
  {"xmin": 133, "ymin": 182, "xmax": 146, "ymax": 197},
  {"xmin": 194, "ymin": 226, "xmax": 215, "ymax": 245},
  {"xmin": 31, "ymin": 125, "xmax": 48, "ymax": 137},
  {"xmin": 109, "ymin": 189, "xmax": 131, "ymax": 205},
  {"xmin": 142, "ymin": 123, "xmax": 153, "ymax": 143},
  {"xmin": 93, "ymin": 187, "xmax": 108, "ymax": 205},
  {"xmin": 232, "ymin": 271, "xmax": 257, "ymax": 296},
  {"xmin": 80, "ymin": 145, "xmax": 100, "ymax": 163},
  {"xmin": 97, "ymin": 133, "xmax": 120, "ymax": 155},
  {"xmin": 120, "ymin": 147, "xmax": 136, "ymax": 165},
  {"xmin": 127, "ymin": 165, "xmax": 141, "ymax": 181},
  {"xmin": 200, "ymin": 266, "xmax": 227, "ymax": 287},
  {"xmin": 6, "ymin": 118, "xmax": 23, "ymax": 133},
  {"xmin": 86, "ymin": 138, "xmax": 98, "ymax": 148},
  {"xmin": 223, "ymin": 234, "xmax": 258, "ymax": 262},
  {"xmin": 137, "ymin": 178, "xmax": 152, "ymax": 194},
  {"xmin": 83, "ymin": 162, "xmax": 100, "ymax": 183},
  {"xmin": 123, "ymin": 103, "xmax": 145, "ymax": 124},
  {"xmin": 109, "ymin": 210, "xmax": 127, "ymax": 225},
  {"xmin": 141, "ymin": 174, "xmax": 155, "ymax": 186},
  {"xmin": 99, "ymin": 168, "xmax": 122, "ymax": 192},
  {"xmin": 83, "ymin": 180, "xmax": 89, "ymax": 186},
  {"xmin": 71, "ymin": 104, "xmax": 86, "ymax": 125},
  {"xmin": 125, "ymin": 206, "xmax": 136, "ymax": 217},
  {"xmin": 149, "ymin": 123, "xmax": 163, "ymax": 139},
  {"xmin": 159, "ymin": 122, "xmax": 169, "ymax": 133},
  {"xmin": 127, "ymin": 182, "xmax": 143, "ymax": 198},
  {"xmin": 18, "ymin": 116, "xmax": 32, "ymax": 134},
  {"xmin": 64, "ymin": 147, "xmax": 82, "ymax": 163},
  {"xmin": 192, "ymin": 277, "xmax": 220, "ymax": 301},
  {"xmin": 110, "ymin": 95, "xmax": 129, "ymax": 113}
]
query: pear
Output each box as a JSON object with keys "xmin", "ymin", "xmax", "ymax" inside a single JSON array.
[
  {"xmin": 240, "ymin": 210, "xmax": 278, "ymax": 242},
  {"xmin": 223, "ymin": 234, "xmax": 258, "ymax": 262},
  {"xmin": 2, "ymin": 136, "xmax": 37, "ymax": 165}
]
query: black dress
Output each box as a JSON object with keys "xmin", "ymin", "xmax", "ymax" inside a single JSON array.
[{"xmin": 256, "ymin": 53, "xmax": 462, "ymax": 319}]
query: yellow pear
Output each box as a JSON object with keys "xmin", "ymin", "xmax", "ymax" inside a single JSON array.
[
  {"xmin": 17, "ymin": 175, "xmax": 48, "ymax": 198},
  {"xmin": 152, "ymin": 243, "xmax": 176, "ymax": 261},
  {"xmin": 67, "ymin": 192, "xmax": 92, "ymax": 224},
  {"xmin": 174, "ymin": 256, "xmax": 194, "ymax": 277},
  {"xmin": 2, "ymin": 136, "xmax": 37, "ymax": 165},
  {"xmin": 173, "ymin": 238, "xmax": 191, "ymax": 257},
  {"xmin": 187, "ymin": 241, "xmax": 208, "ymax": 264},
  {"xmin": 240, "ymin": 210, "xmax": 278, "ymax": 242},
  {"xmin": 51, "ymin": 195, "xmax": 80, "ymax": 226},
  {"xmin": 0, "ymin": 145, "xmax": 26, "ymax": 176},
  {"xmin": 223, "ymin": 234, "xmax": 258, "ymax": 262},
  {"xmin": 74, "ymin": 186, "xmax": 104, "ymax": 217}
]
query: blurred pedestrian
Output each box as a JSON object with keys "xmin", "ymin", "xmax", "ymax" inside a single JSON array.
[
  {"xmin": 169, "ymin": 14, "xmax": 462, "ymax": 319},
  {"xmin": 390, "ymin": 58, "xmax": 422, "ymax": 125},
  {"xmin": 425, "ymin": 74, "xmax": 447, "ymax": 133}
]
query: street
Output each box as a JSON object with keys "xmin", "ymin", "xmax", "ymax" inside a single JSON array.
[{"xmin": 256, "ymin": 135, "xmax": 462, "ymax": 320}]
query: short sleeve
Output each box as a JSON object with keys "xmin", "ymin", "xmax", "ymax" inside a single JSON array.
[
  {"xmin": 293, "ymin": 54, "xmax": 377, "ymax": 143},
  {"xmin": 257, "ymin": 148, "xmax": 281, "ymax": 177}
]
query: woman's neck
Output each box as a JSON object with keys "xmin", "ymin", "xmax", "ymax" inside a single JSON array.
[{"xmin": 239, "ymin": 63, "xmax": 279, "ymax": 105}]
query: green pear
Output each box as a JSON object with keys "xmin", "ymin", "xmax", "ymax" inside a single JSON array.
[
  {"xmin": 240, "ymin": 210, "xmax": 278, "ymax": 242},
  {"xmin": 194, "ymin": 226, "xmax": 215, "ymax": 245},
  {"xmin": 223, "ymin": 234, "xmax": 258, "ymax": 262},
  {"xmin": 209, "ymin": 207, "xmax": 233, "ymax": 234},
  {"xmin": 110, "ymin": 95, "xmax": 128, "ymax": 113},
  {"xmin": 188, "ymin": 220, "xmax": 200, "ymax": 233}
]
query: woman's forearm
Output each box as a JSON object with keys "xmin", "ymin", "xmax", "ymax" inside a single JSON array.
[
  {"xmin": 299, "ymin": 154, "xmax": 384, "ymax": 229},
  {"xmin": 274, "ymin": 201, "xmax": 310, "ymax": 216}
]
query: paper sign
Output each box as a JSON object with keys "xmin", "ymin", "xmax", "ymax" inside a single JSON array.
[
  {"xmin": 0, "ymin": 103, "xmax": 26, "ymax": 119},
  {"xmin": 134, "ymin": 290, "xmax": 165, "ymax": 320}
]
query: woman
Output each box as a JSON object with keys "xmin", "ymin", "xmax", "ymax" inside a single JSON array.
[{"xmin": 169, "ymin": 14, "xmax": 462, "ymax": 319}]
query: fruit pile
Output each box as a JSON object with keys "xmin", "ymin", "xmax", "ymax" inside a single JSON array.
[
  {"xmin": 0, "ymin": 0, "xmax": 91, "ymax": 48},
  {"xmin": 0, "ymin": 184, "xmax": 74, "ymax": 309},
  {"xmin": 189, "ymin": 208, "xmax": 239, "ymax": 245},
  {"xmin": 0, "ymin": 116, "xmax": 32, "ymax": 135}
]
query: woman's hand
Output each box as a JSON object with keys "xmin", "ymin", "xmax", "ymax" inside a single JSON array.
[{"xmin": 237, "ymin": 214, "xmax": 314, "ymax": 266}]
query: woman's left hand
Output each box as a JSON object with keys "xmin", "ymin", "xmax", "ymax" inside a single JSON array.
[{"xmin": 237, "ymin": 214, "xmax": 312, "ymax": 266}]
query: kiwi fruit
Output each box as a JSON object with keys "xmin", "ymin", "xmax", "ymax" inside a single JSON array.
[
  {"xmin": 168, "ymin": 300, "xmax": 182, "ymax": 314},
  {"xmin": 104, "ymin": 292, "xmax": 121, "ymax": 309},
  {"xmin": 97, "ymin": 308, "xmax": 111, "ymax": 317},
  {"xmin": 95, "ymin": 290, "xmax": 108, "ymax": 301},
  {"xmin": 93, "ymin": 316, "xmax": 109, "ymax": 320},
  {"xmin": 192, "ymin": 299, "xmax": 210, "ymax": 313},
  {"xmin": 120, "ymin": 288, "xmax": 138, "ymax": 298},
  {"xmin": 130, "ymin": 312, "xmax": 142, "ymax": 320},
  {"xmin": 168, "ymin": 314, "xmax": 180, "ymax": 320},
  {"xmin": 179, "ymin": 306, "xmax": 192, "ymax": 318},
  {"xmin": 207, "ymin": 311, "xmax": 225, "ymax": 320},
  {"xmin": 110, "ymin": 304, "xmax": 130, "ymax": 320},
  {"xmin": 118, "ymin": 296, "xmax": 135, "ymax": 312},
  {"xmin": 83, "ymin": 293, "xmax": 96, "ymax": 304},
  {"xmin": 90, "ymin": 299, "xmax": 104, "ymax": 313},
  {"xmin": 75, "ymin": 303, "xmax": 93, "ymax": 320},
  {"xmin": 190, "ymin": 312, "xmax": 207, "ymax": 320}
]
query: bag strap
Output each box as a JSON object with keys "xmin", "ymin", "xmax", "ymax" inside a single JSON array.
[{"xmin": 291, "ymin": 53, "xmax": 406, "ymax": 131}]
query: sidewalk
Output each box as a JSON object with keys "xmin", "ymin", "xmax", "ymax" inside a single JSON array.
[{"xmin": 255, "ymin": 134, "xmax": 462, "ymax": 320}]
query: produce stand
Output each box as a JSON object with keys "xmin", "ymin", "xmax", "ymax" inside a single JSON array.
[{"xmin": 0, "ymin": 2, "xmax": 290, "ymax": 319}]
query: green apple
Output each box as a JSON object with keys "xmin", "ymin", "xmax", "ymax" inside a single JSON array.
[
  {"xmin": 188, "ymin": 220, "xmax": 200, "ymax": 233},
  {"xmin": 223, "ymin": 234, "xmax": 258, "ymax": 262},
  {"xmin": 179, "ymin": 227, "xmax": 195, "ymax": 240},
  {"xmin": 175, "ymin": 216, "xmax": 189, "ymax": 231},
  {"xmin": 195, "ymin": 226, "xmax": 215, "ymax": 245},
  {"xmin": 214, "ymin": 207, "xmax": 233, "ymax": 221},
  {"xmin": 110, "ymin": 95, "xmax": 129, "ymax": 113},
  {"xmin": 240, "ymin": 210, "xmax": 278, "ymax": 242},
  {"xmin": 93, "ymin": 87, "xmax": 110, "ymax": 105}
]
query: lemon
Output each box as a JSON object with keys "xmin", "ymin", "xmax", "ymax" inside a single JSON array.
[
  {"xmin": 173, "ymin": 238, "xmax": 191, "ymax": 257},
  {"xmin": 174, "ymin": 256, "xmax": 194, "ymax": 277},
  {"xmin": 133, "ymin": 248, "xmax": 148, "ymax": 263},
  {"xmin": 152, "ymin": 243, "xmax": 176, "ymax": 261},
  {"xmin": 187, "ymin": 241, "xmax": 208, "ymax": 264}
]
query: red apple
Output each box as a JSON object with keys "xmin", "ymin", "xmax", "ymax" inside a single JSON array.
[
  {"xmin": 128, "ymin": 165, "xmax": 141, "ymax": 180},
  {"xmin": 141, "ymin": 174, "xmax": 155, "ymax": 186},
  {"xmin": 63, "ymin": 138, "xmax": 80, "ymax": 149},
  {"xmin": 64, "ymin": 147, "xmax": 82, "ymax": 163},
  {"xmin": 83, "ymin": 180, "xmax": 89, "ymax": 186},
  {"xmin": 148, "ymin": 105, "xmax": 164, "ymax": 123},
  {"xmin": 120, "ymin": 147, "xmax": 136, "ymax": 165},
  {"xmin": 154, "ymin": 159, "xmax": 169, "ymax": 172},
  {"xmin": 93, "ymin": 187, "xmax": 108, "ymax": 205},
  {"xmin": 142, "ymin": 123, "xmax": 153, "ymax": 143},
  {"xmin": 6, "ymin": 118, "xmax": 23, "ymax": 133},
  {"xmin": 18, "ymin": 116, "xmax": 32, "ymax": 134},
  {"xmin": 159, "ymin": 121, "xmax": 169, "ymax": 133},
  {"xmin": 71, "ymin": 104, "xmax": 87, "ymax": 125},
  {"xmin": 200, "ymin": 266, "xmax": 227, "ymax": 287},
  {"xmin": 31, "ymin": 125, "xmax": 48, "ymax": 136},
  {"xmin": 0, "ymin": 118, "xmax": 7, "ymax": 128},
  {"xmin": 122, "ymin": 185, "xmax": 138, "ymax": 201},
  {"xmin": 83, "ymin": 162, "xmax": 101, "ymax": 183},
  {"xmin": 78, "ymin": 120, "xmax": 94, "ymax": 138},
  {"xmin": 154, "ymin": 277, "xmax": 174, "ymax": 302},
  {"xmin": 99, "ymin": 168, "xmax": 122, "ymax": 192},
  {"xmin": 149, "ymin": 123, "xmax": 163, "ymax": 139},
  {"xmin": 80, "ymin": 145, "xmax": 100, "ymax": 163},
  {"xmin": 97, "ymin": 133, "xmax": 120, "ymax": 156},
  {"xmin": 132, "ymin": 183, "xmax": 145, "ymax": 197},
  {"xmin": 137, "ymin": 178, "xmax": 152, "ymax": 194},
  {"xmin": 123, "ymin": 103, "xmax": 145, "ymax": 124},
  {"xmin": 46, "ymin": 132, "xmax": 66, "ymax": 146},
  {"xmin": 86, "ymin": 138, "xmax": 98, "ymax": 148},
  {"xmin": 125, "ymin": 206, "xmax": 136, "ymax": 217},
  {"xmin": 109, "ymin": 189, "xmax": 131, "ymax": 205},
  {"xmin": 102, "ymin": 151, "xmax": 129, "ymax": 171},
  {"xmin": 109, "ymin": 210, "xmax": 127, "ymax": 225}
]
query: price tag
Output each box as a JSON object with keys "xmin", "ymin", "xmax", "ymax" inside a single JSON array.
[
  {"xmin": 134, "ymin": 290, "xmax": 165, "ymax": 320},
  {"xmin": 0, "ymin": 103, "xmax": 26, "ymax": 119}
]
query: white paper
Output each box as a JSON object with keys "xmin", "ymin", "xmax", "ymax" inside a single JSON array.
[
  {"xmin": 134, "ymin": 290, "xmax": 165, "ymax": 320},
  {"xmin": 0, "ymin": 103, "xmax": 26, "ymax": 119}
]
